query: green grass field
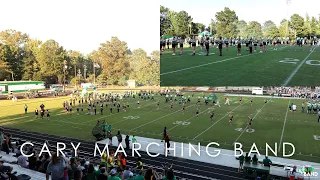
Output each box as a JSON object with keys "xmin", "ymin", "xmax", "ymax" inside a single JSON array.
[
  {"xmin": 1, "ymin": 92, "xmax": 320, "ymax": 163},
  {"xmin": 160, "ymin": 45, "xmax": 320, "ymax": 86}
]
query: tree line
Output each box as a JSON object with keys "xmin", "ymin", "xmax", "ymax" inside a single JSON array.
[
  {"xmin": 0, "ymin": 29, "xmax": 159, "ymax": 86},
  {"xmin": 160, "ymin": 6, "xmax": 320, "ymax": 39}
]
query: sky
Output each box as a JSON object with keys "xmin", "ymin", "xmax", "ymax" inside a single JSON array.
[
  {"xmin": 160, "ymin": 0, "xmax": 320, "ymax": 27},
  {"xmin": 0, "ymin": 0, "xmax": 159, "ymax": 55}
]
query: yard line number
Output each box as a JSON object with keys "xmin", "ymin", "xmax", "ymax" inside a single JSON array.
[
  {"xmin": 173, "ymin": 121, "xmax": 190, "ymax": 126},
  {"xmin": 279, "ymin": 58, "xmax": 320, "ymax": 66},
  {"xmin": 123, "ymin": 116, "xmax": 140, "ymax": 120},
  {"xmin": 235, "ymin": 128, "xmax": 255, "ymax": 133}
]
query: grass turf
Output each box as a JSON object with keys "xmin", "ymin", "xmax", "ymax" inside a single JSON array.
[
  {"xmin": 1, "ymin": 92, "xmax": 320, "ymax": 163},
  {"xmin": 160, "ymin": 45, "xmax": 320, "ymax": 86}
]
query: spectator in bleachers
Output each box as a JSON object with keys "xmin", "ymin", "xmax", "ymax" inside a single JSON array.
[
  {"xmin": 97, "ymin": 167, "xmax": 107, "ymax": 180},
  {"xmin": 262, "ymin": 156, "xmax": 272, "ymax": 167},
  {"xmin": 78, "ymin": 159, "xmax": 86, "ymax": 172},
  {"xmin": 3, "ymin": 134, "xmax": 13, "ymax": 154},
  {"xmin": 128, "ymin": 172, "xmax": 134, "ymax": 180},
  {"xmin": 107, "ymin": 150, "xmax": 115, "ymax": 170},
  {"xmin": 0, "ymin": 131, "xmax": 3, "ymax": 152},
  {"xmin": 252, "ymin": 154, "xmax": 258, "ymax": 165},
  {"xmin": 244, "ymin": 153, "xmax": 251, "ymax": 163},
  {"xmin": 123, "ymin": 166, "xmax": 132, "ymax": 180},
  {"xmin": 238, "ymin": 154, "xmax": 244, "ymax": 172},
  {"xmin": 46, "ymin": 153, "xmax": 67, "ymax": 180},
  {"xmin": 86, "ymin": 163, "xmax": 97, "ymax": 180},
  {"xmin": 134, "ymin": 170, "xmax": 144, "ymax": 180},
  {"xmin": 136, "ymin": 157, "xmax": 143, "ymax": 171},
  {"xmin": 163, "ymin": 169, "xmax": 176, "ymax": 180},
  {"xmin": 17, "ymin": 153, "xmax": 29, "ymax": 168},
  {"xmin": 38, "ymin": 154, "xmax": 50, "ymax": 173},
  {"xmin": 70, "ymin": 157, "xmax": 79, "ymax": 172},
  {"xmin": 108, "ymin": 168, "xmax": 121, "ymax": 180},
  {"xmin": 144, "ymin": 168, "xmax": 157, "ymax": 180},
  {"xmin": 28, "ymin": 151, "xmax": 39, "ymax": 170},
  {"xmin": 0, "ymin": 160, "xmax": 13, "ymax": 174},
  {"xmin": 74, "ymin": 169, "xmax": 83, "ymax": 180}
]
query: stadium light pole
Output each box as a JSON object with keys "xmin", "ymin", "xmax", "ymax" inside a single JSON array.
[
  {"xmin": 63, "ymin": 60, "xmax": 67, "ymax": 92},
  {"xmin": 74, "ymin": 57, "xmax": 77, "ymax": 88},
  {"xmin": 93, "ymin": 62, "xmax": 95, "ymax": 85},
  {"xmin": 77, "ymin": 69, "xmax": 82, "ymax": 88},
  {"xmin": 83, "ymin": 64, "xmax": 87, "ymax": 79}
]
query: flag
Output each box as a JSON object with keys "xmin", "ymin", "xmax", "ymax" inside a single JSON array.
[{"xmin": 94, "ymin": 63, "xmax": 100, "ymax": 68}]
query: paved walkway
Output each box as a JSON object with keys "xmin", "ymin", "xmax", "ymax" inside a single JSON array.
[
  {"xmin": 1, "ymin": 153, "xmax": 45, "ymax": 180},
  {"xmin": 98, "ymin": 135, "xmax": 320, "ymax": 179}
]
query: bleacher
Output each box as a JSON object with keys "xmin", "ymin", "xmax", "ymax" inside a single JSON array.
[
  {"xmin": 1, "ymin": 153, "xmax": 44, "ymax": 180},
  {"xmin": 2, "ymin": 126, "xmax": 247, "ymax": 180}
]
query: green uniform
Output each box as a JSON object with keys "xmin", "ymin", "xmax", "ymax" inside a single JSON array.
[
  {"xmin": 133, "ymin": 174, "xmax": 144, "ymax": 180},
  {"xmin": 132, "ymin": 137, "xmax": 136, "ymax": 143},
  {"xmin": 107, "ymin": 125, "xmax": 112, "ymax": 132},
  {"xmin": 108, "ymin": 176, "xmax": 121, "ymax": 180},
  {"xmin": 163, "ymin": 176, "xmax": 176, "ymax": 180},
  {"xmin": 101, "ymin": 124, "xmax": 107, "ymax": 131}
]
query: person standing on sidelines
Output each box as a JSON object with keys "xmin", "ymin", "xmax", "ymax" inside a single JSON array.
[
  {"xmin": 35, "ymin": 108, "xmax": 39, "ymax": 118},
  {"xmin": 237, "ymin": 38, "xmax": 242, "ymax": 55},
  {"xmin": 164, "ymin": 134, "xmax": 170, "ymax": 154},
  {"xmin": 161, "ymin": 127, "xmax": 167, "ymax": 142},
  {"xmin": 225, "ymin": 97, "xmax": 230, "ymax": 105},
  {"xmin": 191, "ymin": 36, "xmax": 197, "ymax": 56},
  {"xmin": 24, "ymin": 104, "xmax": 28, "ymax": 114},
  {"xmin": 132, "ymin": 135, "xmax": 137, "ymax": 149},
  {"xmin": 218, "ymin": 37, "xmax": 223, "ymax": 56}
]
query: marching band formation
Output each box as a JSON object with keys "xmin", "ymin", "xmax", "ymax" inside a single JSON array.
[{"xmin": 160, "ymin": 35, "xmax": 319, "ymax": 56}]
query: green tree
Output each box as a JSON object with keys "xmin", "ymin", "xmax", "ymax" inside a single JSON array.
[
  {"xmin": 22, "ymin": 39, "xmax": 42, "ymax": 80},
  {"xmin": 0, "ymin": 30, "xmax": 29, "ymax": 80},
  {"xmin": 290, "ymin": 14, "xmax": 304, "ymax": 38},
  {"xmin": 262, "ymin": 20, "xmax": 277, "ymax": 37},
  {"xmin": 215, "ymin": 7, "xmax": 238, "ymax": 38},
  {"xmin": 36, "ymin": 39, "xmax": 66, "ymax": 84},
  {"xmin": 160, "ymin": 6, "xmax": 171, "ymax": 35},
  {"xmin": 195, "ymin": 23, "xmax": 206, "ymax": 34},
  {"xmin": 209, "ymin": 19, "xmax": 217, "ymax": 36},
  {"xmin": 167, "ymin": 10, "xmax": 193, "ymax": 36},
  {"xmin": 310, "ymin": 17, "xmax": 319, "ymax": 36},
  {"xmin": 92, "ymin": 37, "xmax": 130, "ymax": 85},
  {"xmin": 237, "ymin": 20, "xmax": 247, "ymax": 38},
  {"xmin": 245, "ymin": 21, "xmax": 263, "ymax": 38},
  {"xmin": 302, "ymin": 14, "xmax": 312, "ymax": 37}
]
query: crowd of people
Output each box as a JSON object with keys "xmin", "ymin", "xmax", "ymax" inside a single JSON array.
[
  {"xmin": 269, "ymin": 86, "xmax": 319, "ymax": 99},
  {"xmin": 0, "ymin": 129, "xmax": 178, "ymax": 180},
  {"xmin": 160, "ymin": 34, "xmax": 319, "ymax": 56}
]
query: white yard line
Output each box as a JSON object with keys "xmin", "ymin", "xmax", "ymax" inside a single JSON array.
[
  {"xmin": 193, "ymin": 102, "xmax": 247, "ymax": 140},
  {"xmin": 131, "ymin": 104, "xmax": 196, "ymax": 131},
  {"xmin": 160, "ymin": 54, "xmax": 253, "ymax": 75},
  {"xmin": 161, "ymin": 46, "xmax": 289, "ymax": 76},
  {"xmin": 282, "ymin": 46, "xmax": 318, "ymax": 86},
  {"xmin": 278, "ymin": 100, "xmax": 291, "ymax": 152},
  {"xmin": 232, "ymin": 101, "xmax": 269, "ymax": 144}
]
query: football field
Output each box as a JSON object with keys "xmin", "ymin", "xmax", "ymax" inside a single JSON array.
[
  {"xmin": 160, "ymin": 45, "xmax": 320, "ymax": 86},
  {"xmin": 0, "ymin": 93, "xmax": 319, "ymax": 163}
]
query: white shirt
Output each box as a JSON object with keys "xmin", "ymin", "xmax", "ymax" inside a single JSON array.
[
  {"xmin": 17, "ymin": 155, "xmax": 29, "ymax": 168},
  {"xmin": 292, "ymin": 105, "xmax": 297, "ymax": 110},
  {"xmin": 318, "ymin": 111, "xmax": 320, "ymax": 117}
]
